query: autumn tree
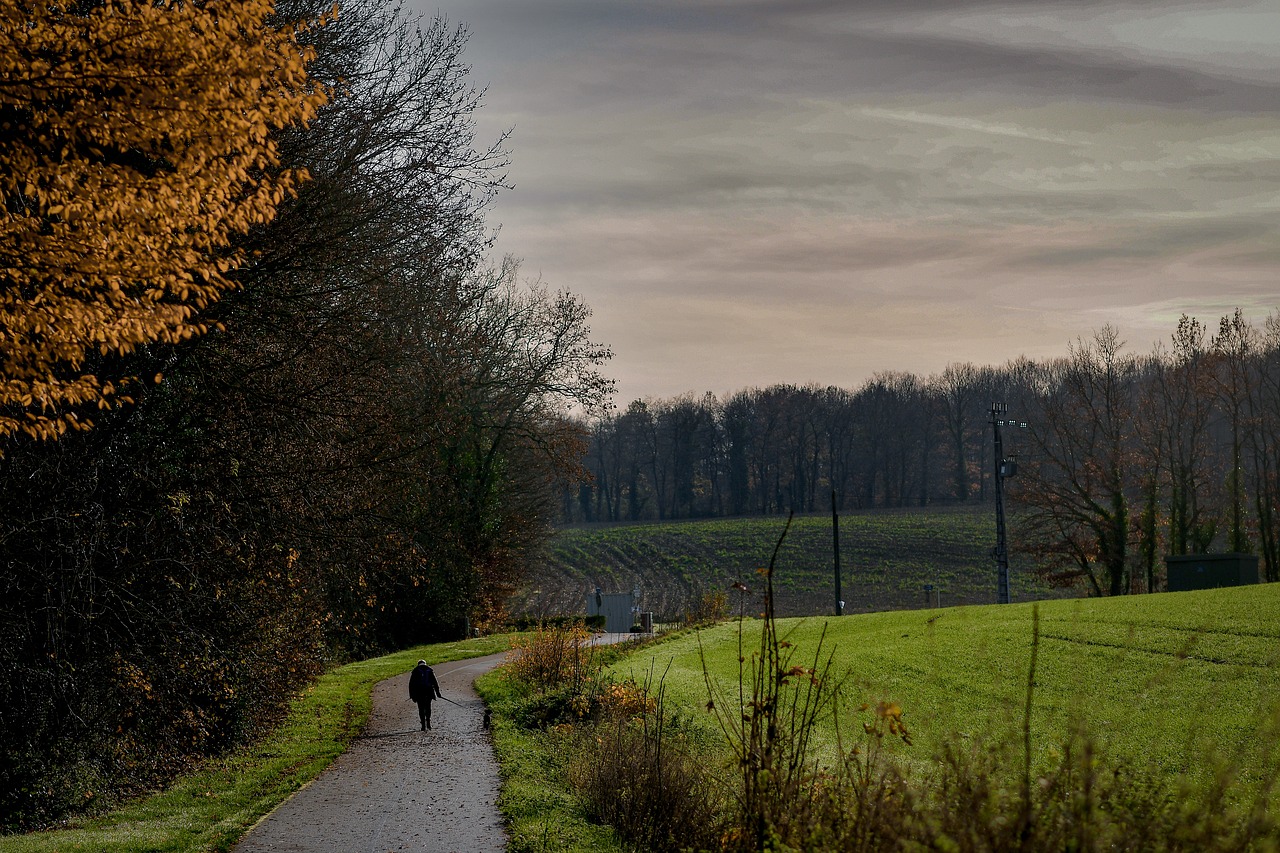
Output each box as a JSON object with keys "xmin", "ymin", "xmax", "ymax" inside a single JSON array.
[
  {"xmin": 163, "ymin": 8, "xmax": 519, "ymax": 649},
  {"xmin": 0, "ymin": 3, "xmax": 540, "ymax": 828},
  {"xmin": 0, "ymin": 0, "xmax": 326, "ymax": 443}
]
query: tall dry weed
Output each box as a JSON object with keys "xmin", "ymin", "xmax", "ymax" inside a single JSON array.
[
  {"xmin": 506, "ymin": 621, "xmax": 596, "ymax": 695},
  {"xmin": 572, "ymin": 678, "xmax": 726, "ymax": 852}
]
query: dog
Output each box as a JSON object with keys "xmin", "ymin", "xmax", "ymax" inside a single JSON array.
[{"xmin": 482, "ymin": 708, "xmax": 492, "ymax": 729}]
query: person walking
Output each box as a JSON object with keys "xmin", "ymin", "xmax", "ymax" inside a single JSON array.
[{"xmin": 408, "ymin": 659, "xmax": 442, "ymax": 730}]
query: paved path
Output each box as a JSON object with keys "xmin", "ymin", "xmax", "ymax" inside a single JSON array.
[
  {"xmin": 236, "ymin": 653, "xmax": 509, "ymax": 853},
  {"xmin": 234, "ymin": 634, "xmax": 636, "ymax": 853}
]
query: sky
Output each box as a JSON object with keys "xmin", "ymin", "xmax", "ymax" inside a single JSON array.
[{"xmin": 417, "ymin": 0, "xmax": 1280, "ymax": 404}]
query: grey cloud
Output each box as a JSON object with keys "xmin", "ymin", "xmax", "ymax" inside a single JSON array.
[
  {"xmin": 606, "ymin": 154, "xmax": 922, "ymax": 210},
  {"xmin": 1182, "ymin": 160, "xmax": 1280, "ymax": 184},
  {"xmin": 1004, "ymin": 217, "xmax": 1276, "ymax": 269},
  {"xmin": 466, "ymin": 3, "xmax": 1280, "ymax": 116},
  {"xmin": 695, "ymin": 233, "xmax": 979, "ymax": 277},
  {"xmin": 1233, "ymin": 246, "xmax": 1280, "ymax": 265},
  {"xmin": 774, "ymin": 30, "xmax": 1280, "ymax": 114}
]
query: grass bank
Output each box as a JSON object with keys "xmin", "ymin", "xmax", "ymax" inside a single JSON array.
[
  {"xmin": 1, "ymin": 637, "xmax": 509, "ymax": 853},
  {"xmin": 482, "ymin": 583, "xmax": 1279, "ymax": 850},
  {"xmin": 610, "ymin": 583, "xmax": 1280, "ymax": 793},
  {"xmin": 475, "ymin": 669, "xmax": 627, "ymax": 853}
]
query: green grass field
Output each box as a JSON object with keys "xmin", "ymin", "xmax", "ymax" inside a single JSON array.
[
  {"xmin": 608, "ymin": 583, "xmax": 1280, "ymax": 792},
  {"xmin": 519, "ymin": 506, "xmax": 1075, "ymax": 620}
]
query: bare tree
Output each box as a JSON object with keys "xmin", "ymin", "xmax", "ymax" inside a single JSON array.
[
  {"xmin": 1211, "ymin": 309, "xmax": 1257, "ymax": 554},
  {"xmin": 936, "ymin": 362, "xmax": 985, "ymax": 501},
  {"xmin": 1249, "ymin": 313, "xmax": 1280, "ymax": 580},
  {"xmin": 1018, "ymin": 328, "xmax": 1140, "ymax": 596}
]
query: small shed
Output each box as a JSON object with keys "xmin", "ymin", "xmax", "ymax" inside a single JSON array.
[
  {"xmin": 586, "ymin": 588, "xmax": 634, "ymax": 633},
  {"xmin": 1165, "ymin": 553, "xmax": 1259, "ymax": 592}
]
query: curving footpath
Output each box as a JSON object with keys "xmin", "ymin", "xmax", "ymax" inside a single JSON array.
[{"xmin": 235, "ymin": 652, "xmax": 509, "ymax": 853}]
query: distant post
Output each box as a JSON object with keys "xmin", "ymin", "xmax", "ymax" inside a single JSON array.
[
  {"xmin": 832, "ymin": 488, "xmax": 843, "ymax": 615},
  {"xmin": 990, "ymin": 402, "xmax": 1027, "ymax": 604}
]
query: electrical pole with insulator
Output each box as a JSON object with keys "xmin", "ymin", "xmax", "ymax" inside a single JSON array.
[{"xmin": 990, "ymin": 402, "xmax": 1027, "ymax": 604}]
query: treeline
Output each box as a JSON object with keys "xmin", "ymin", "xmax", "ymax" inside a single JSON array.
[
  {"xmin": 0, "ymin": 1, "xmax": 606, "ymax": 830},
  {"xmin": 569, "ymin": 314, "xmax": 1280, "ymax": 595}
]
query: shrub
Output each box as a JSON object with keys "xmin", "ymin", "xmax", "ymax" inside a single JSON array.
[
  {"xmin": 505, "ymin": 622, "xmax": 597, "ymax": 696},
  {"xmin": 571, "ymin": 684, "xmax": 725, "ymax": 853},
  {"xmin": 684, "ymin": 590, "xmax": 728, "ymax": 626},
  {"xmin": 506, "ymin": 614, "xmax": 604, "ymax": 632}
]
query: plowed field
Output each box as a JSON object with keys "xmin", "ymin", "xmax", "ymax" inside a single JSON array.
[{"xmin": 513, "ymin": 505, "xmax": 1078, "ymax": 619}]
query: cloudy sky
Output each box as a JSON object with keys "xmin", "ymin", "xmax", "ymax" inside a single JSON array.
[{"xmin": 419, "ymin": 0, "xmax": 1280, "ymax": 404}]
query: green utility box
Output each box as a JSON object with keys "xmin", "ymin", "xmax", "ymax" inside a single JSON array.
[{"xmin": 1165, "ymin": 553, "xmax": 1259, "ymax": 592}]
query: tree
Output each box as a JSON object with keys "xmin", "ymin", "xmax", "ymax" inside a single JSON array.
[
  {"xmin": 1018, "ymin": 328, "xmax": 1140, "ymax": 595},
  {"xmin": 1142, "ymin": 317, "xmax": 1220, "ymax": 556},
  {"xmin": 617, "ymin": 401, "xmax": 655, "ymax": 520},
  {"xmin": 857, "ymin": 372, "xmax": 927, "ymax": 507},
  {"xmin": 0, "ymin": 0, "xmax": 327, "ymax": 443},
  {"xmin": 1250, "ymin": 313, "xmax": 1280, "ymax": 581},
  {"xmin": 819, "ymin": 386, "xmax": 860, "ymax": 511},
  {"xmin": 651, "ymin": 393, "xmax": 720, "ymax": 518},
  {"xmin": 722, "ymin": 390, "xmax": 756, "ymax": 516},
  {"xmin": 0, "ymin": 3, "xmax": 562, "ymax": 827},
  {"xmin": 936, "ymin": 362, "xmax": 984, "ymax": 501},
  {"xmin": 421, "ymin": 260, "xmax": 612, "ymax": 570},
  {"xmin": 1211, "ymin": 309, "xmax": 1256, "ymax": 553}
]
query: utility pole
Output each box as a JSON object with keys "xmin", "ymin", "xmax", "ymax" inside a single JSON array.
[
  {"xmin": 990, "ymin": 402, "xmax": 1027, "ymax": 604},
  {"xmin": 832, "ymin": 488, "xmax": 843, "ymax": 615}
]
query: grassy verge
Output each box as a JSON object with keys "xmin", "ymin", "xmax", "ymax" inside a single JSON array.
[
  {"xmin": 482, "ymin": 581, "xmax": 1280, "ymax": 850},
  {"xmin": 609, "ymin": 584, "xmax": 1280, "ymax": 794},
  {"xmin": 475, "ymin": 664, "xmax": 627, "ymax": 853},
  {"xmin": 1, "ymin": 636, "xmax": 510, "ymax": 853}
]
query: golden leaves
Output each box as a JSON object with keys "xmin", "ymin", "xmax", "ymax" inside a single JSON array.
[
  {"xmin": 0, "ymin": 0, "xmax": 329, "ymax": 445},
  {"xmin": 860, "ymin": 700, "xmax": 913, "ymax": 746}
]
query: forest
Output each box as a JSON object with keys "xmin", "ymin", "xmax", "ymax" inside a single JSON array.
[
  {"xmin": 568, "ymin": 313, "xmax": 1280, "ymax": 596},
  {"xmin": 0, "ymin": 1, "xmax": 608, "ymax": 830}
]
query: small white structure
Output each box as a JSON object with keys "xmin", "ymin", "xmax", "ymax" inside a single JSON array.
[{"xmin": 586, "ymin": 587, "xmax": 634, "ymax": 633}]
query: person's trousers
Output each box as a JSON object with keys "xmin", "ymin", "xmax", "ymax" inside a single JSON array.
[{"xmin": 416, "ymin": 699, "xmax": 433, "ymax": 730}]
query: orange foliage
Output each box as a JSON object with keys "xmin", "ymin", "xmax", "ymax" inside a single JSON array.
[{"xmin": 0, "ymin": 0, "xmax": 329, "ymax": 442}]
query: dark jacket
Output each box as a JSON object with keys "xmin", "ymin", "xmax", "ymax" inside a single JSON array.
[{"xmin": 409, "ymin": 663, "xmax": 441, "ymax": 703}]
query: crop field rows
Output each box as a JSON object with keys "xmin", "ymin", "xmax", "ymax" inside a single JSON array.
[{"xmin": 515, "ymin": 506, "xmax": 1077, "ymax": 620}]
